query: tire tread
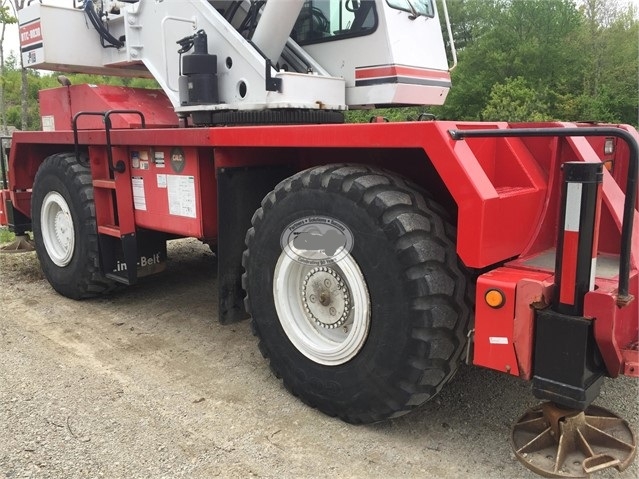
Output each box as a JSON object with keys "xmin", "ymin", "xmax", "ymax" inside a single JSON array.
[
  {"xmin": 243, "ymin": 164, "xmax": 472, "ymax": 423},
  {"xmin": 32, "ymin": 153, "xmax": 119, "ymax": 299}
]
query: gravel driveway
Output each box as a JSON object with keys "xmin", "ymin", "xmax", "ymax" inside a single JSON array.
[{"xmin": 1, "ymin": 238, "xmax": 637, "ymax": 479}]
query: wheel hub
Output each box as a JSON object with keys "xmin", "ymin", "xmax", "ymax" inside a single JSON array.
[
  {"xmin": 301, "ymin": 267, "xmax": 351, "ymax": 329},
  {"xmin": 272, "ymin": 249, "xmax": 370, "ymax": 366},
  {"xmin": 54, "ymin": 209, "xmax": 72, "ymax": 249},
  {"xmin": 41, "ymin": 191, "xmax": 75, "ymax": 267}
]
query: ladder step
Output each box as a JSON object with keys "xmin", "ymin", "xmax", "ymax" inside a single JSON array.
[
  {"xmin": 93, "ymin": 179, "xmax": 116, "ymax": 189},
  {"xmin": 105, "ymin": 272, "xmax": 133, "ymax": 286},
  {"xmin": 98, "ymin": 225, "xmax": 121, "ymax": 237}
]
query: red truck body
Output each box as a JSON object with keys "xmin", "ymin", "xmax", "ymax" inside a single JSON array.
[{"xmin": 3, "ymin": 85, "xmax": 637, "ymax": 385}]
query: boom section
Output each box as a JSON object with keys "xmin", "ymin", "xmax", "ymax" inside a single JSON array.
[{"xmin": 18, "ymin": 0, "xmax": 452, "ymax": 115}]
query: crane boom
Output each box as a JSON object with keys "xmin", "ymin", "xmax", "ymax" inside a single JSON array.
[{"xmin": 18, "ymin": 0, "xmax": 453, "ymax": 123}]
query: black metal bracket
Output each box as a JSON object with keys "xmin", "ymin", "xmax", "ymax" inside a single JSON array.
[
  {"xmin": 246, "ymin": 39, "xmax": 282, "ymax": 93},
  {"xmin": 532, "ymin": 309, "xmax": 605, "ymax": 409},
  {"xmin": 449, "ymin": 126, "xmax": 638, "ymax": 304},
  {"xmin": 265, "ymin": 59, "xmax": 282, "ymax": 93}
]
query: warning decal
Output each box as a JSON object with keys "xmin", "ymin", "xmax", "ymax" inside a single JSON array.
[
  {"xmin": 157, "ymin": 174, "xmax": 167, "ymax": 189},
  {"xmin": 132, "ymin": 176, "xmax": 147, "ymax": 211},
  {"xmin": 167, "ymin": 175, "xmax": 196, "ymax": 218}
]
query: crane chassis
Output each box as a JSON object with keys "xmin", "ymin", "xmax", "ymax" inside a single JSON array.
[{"xmin": 1, "ymin": 1, "xmax": 637, "ymax": 477}]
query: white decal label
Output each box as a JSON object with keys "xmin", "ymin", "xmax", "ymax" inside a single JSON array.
[
  {"xmin": 41, "ymin": 115, "xmax": 55, "ymax": 132},
  {"xmin": 489, "ymin": 337, "xmax": 509, "ymax": 345},
  {"xmin": 167, "ymin": 175, "xmax": 196, "ymax": 218},
  {"xmin": 132, "ymin": 176, "xmax": 147, "ymax": 211},
  {"xmin": 154, "ymin": 151, "xmax": 165, "ymax": 168},
  {"xmin": 157, "ymin": 174, "xmax": 167, "ymax": 189}
]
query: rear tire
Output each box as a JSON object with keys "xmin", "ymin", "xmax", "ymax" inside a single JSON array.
[
  {"xmin": 32, "ymin": 152, "xmax": 118, "ymax": 299},
  {"xmin": 243, "ymin": 165, "xmax": 472, "ymax": 423}
]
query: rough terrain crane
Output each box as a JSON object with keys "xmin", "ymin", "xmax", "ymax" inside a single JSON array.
[{"xmin": 0, "ymin": 1, "xmax": 637, "ymax": 476}]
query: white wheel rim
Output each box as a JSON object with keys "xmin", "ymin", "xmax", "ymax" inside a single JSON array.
[
  {"xmin": 273, "ymin": 252, "xmax": 371, "ymax": 366},
  {"xmin": 41, "ymin": 191, "xmax": 75, "ymax": 267}
]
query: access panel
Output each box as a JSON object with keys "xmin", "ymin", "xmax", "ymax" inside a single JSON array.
[{"xmin": 127, "ymin": 145, "xmax": 216, "ymax": 239}]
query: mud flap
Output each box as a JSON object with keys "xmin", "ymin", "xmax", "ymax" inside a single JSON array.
[
  {"xmin": 216, "ymin": 165, "xmax": 293, "ymax": 324},
  {"xmin": 3, "ymin": 198, "xmax": 31, "ymax": 235},
  {"xmin": 102, "ymin": 229, "xmax": 168, "ymax": 284}
]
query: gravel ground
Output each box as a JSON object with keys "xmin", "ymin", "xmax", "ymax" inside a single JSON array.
[{"xmin": 0, "ymin": 238, "xmax": 637, "ymax": 479}]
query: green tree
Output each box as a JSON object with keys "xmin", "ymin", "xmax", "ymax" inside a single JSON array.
[
  {"xmin": 0, "ymin": 0, "xmax": 17, "ymax": 133},
  {"xmin": 437, "ymin": 0, "xmax": 505, "ymax": 54},
  {"xmin": 482, "ymin": 76, "xmax": 551, "ymax": 121},
  {"xmin": 2, "ymin": 54, "xmax": 41, "ymax": 130},
  {"xmin": 572, "ymin": 0, "xmax": 638, "ymax": 123},
  {"xmin": 436, "ymin": 0, "xmax": 583, "ymax": 120}
]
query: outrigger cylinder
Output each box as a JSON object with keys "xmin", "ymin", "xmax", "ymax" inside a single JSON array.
[
  {"xmin": 532, "ymin": 161, "xmax": 606, "ymax": 410},
  {"xmin": 553, "ymin": 162, "xmax": 604, "ymax": 316}
]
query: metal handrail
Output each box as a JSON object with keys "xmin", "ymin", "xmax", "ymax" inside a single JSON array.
[
  {"xmin": 449, "ymin": 126, "xmax": 638, "ymax": 304},
  {"xmin": 72, "ymin": 109, "xmax": 146, "ymax": 174},
  {"xmin": 441, "ymin": 0, "xmax": 458, "ymax": 71}
]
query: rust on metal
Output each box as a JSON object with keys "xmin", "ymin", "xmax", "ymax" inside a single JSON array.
[
  {"xmin": 511, "ymin": 402, "xmax": 636, "ymax": 478},
  {"xmin": 0, "ymin": 235, "xmax": 35, "ymax": 253},
  {"xmin": 616, "ymin": 294, "xmax": 635, "ymax": 308}
]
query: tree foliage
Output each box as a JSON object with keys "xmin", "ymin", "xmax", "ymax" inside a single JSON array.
[
  {"xmin": 0, "ymin": 0, "xmax": 18, "ymax": 132},
  {"xmin": 432, "ymin": 0, "xmax": 638, "ymax": 124},
  {"xmin": 1, "ymin": 0, "xmax": 637, "ymax": 129},
  {"xmin": 482, "ymin": 76, "xmax": 551, "ymax": 121}
]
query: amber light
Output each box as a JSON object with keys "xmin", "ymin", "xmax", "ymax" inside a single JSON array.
[
  {"xmin": 485, "ymin": 289, "xmax": 505, "ymax": 309},
  {"xmin": 603, "ymin": 159, "xmax": 614, "ymax": 172}
]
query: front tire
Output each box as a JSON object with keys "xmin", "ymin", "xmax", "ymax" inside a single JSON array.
[
  {"xmin": 32, "ymin": 153, "xmax": 117, "ymax": 299},
  {"xmin": 243, "ymin": 165, "xmax": 472, "ymax": 423}
]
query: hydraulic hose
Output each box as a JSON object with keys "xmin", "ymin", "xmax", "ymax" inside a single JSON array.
[{"xmin": 83, "ymin": 0, "xmax": 124, "ymax": 49}]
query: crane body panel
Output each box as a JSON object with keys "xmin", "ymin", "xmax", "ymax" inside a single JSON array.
[{"xmin": 2, "ymin": 2, "xmax": 637, "ymax": 475}]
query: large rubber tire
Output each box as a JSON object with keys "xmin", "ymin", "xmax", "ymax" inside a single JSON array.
[
  {"xmin": 32, "ymin": 152, "xmax": 118, "ymax": 299},
  {"xmin": 243, "ymin": 165, "xmax": 472, "ymax": 424}
]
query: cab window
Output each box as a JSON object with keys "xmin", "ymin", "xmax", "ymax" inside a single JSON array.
[{"xmin": 293, "ymin": 0, "xmax": 378, "ymax": 45}]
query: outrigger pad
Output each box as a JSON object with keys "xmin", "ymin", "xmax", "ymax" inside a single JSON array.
[
  {"xmin": 0, "ymin": 235, "xmax": 35, "ymax": 253},
  {"xmin": 511, "ymin": 402, "xmax": 636, "ymax": 478}
]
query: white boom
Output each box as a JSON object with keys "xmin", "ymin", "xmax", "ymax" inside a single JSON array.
[{"xmin": 18, "ymin": 0, "xmax": 454, "ymax": 118}]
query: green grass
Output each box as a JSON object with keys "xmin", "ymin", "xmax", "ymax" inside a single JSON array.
[{"xmin": 0, "ymin": 227, "xmax": 15, "ymax": 243}]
